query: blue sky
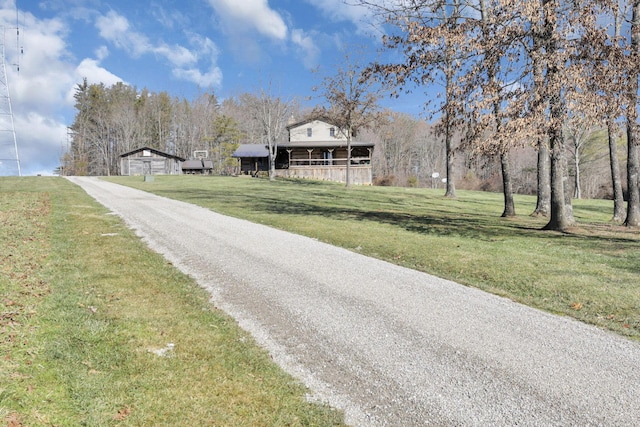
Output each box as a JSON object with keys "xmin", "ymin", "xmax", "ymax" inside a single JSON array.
[{"xmin": 0, "ymin": 0, "xmax": 424, "ymax": 176}]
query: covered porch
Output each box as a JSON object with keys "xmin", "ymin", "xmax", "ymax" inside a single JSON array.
[{"xmin": 275, "ymin": 141, "xmax": 373, "ymax": 185}]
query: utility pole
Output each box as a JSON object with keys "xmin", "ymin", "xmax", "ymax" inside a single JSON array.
[{"xmin": 0, "ymin": 8, "xmax": 21, "ymax": 176}]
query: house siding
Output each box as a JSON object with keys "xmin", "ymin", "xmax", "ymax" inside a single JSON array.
[{"xmin": 288, "ymin": 120, "xmax": 348, "ymax": 143}]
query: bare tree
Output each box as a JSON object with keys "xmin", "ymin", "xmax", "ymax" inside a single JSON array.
[
  {"xmin": 314, "ymin": 49, "xmax": 384, "ymax": 187},
  {"xmin": 358, "ymin": 0, "xmax": 470, "ymax": 197},
  {"xmin": 244, "ymin": 87, "xmax": 293, "ymax": 181}
]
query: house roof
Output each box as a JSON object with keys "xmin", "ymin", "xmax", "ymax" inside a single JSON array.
[
  {"xmin": 120, "ymin": 146, "xmax": 186, "ymax": 161},
  {"xmin": 232, "ymin": 144, "xmax": 270, "ymax": 158}
]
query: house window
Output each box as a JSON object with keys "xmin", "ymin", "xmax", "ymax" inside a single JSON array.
[
  {"xmin": 330, "ymin": 127, "xmax": 335, "ymax": 137},
  {"xmin": 307, "ymin": 128, "xmax": 312, "ymax": 137},
  {"xmin": 143, "ymin": 150, "xmax": 151, "ymax": 157}
]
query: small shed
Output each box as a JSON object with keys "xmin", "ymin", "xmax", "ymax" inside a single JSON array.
[{"xmin": 120, "ymin": 147, "xmax": 185, "ymax": 176}]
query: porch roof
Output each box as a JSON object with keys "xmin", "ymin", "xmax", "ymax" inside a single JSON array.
[{"xmin": 278, "ymin": 141, "xmax": 374, "ymax": 149}]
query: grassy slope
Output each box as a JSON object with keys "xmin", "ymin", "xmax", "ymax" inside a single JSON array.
[
  {"xmin": 108, "ymin": 175, "xmax": 640, "ymax": 340},
  {"xmin": 0, "ymin": 177, "xmax": 343, "ymax": 426}
]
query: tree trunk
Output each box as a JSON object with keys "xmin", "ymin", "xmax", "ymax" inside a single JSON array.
[
  {"xmin": 563, "ymin": 147, "xmax": 575, "ymax": 225},
  {"xmin": 269, "ymin": 145, "xmax": 276, "ymax": 181},
  {"xmin": 531, "ymin": 24, "xmax": 550, "ymax": 217},
  {"xmin": 501, "ymin": 151, "xmax": 516, "ymax": 217},
  {"xmin": 443, "ymin": 37, "xmax": 457, "ymax": 199},
  {"xmin": 607, "ymin": 119, "xmax": 626, "ymax": 222},
  {"xmin": 544, "ymin": 131, "xmax": 572, "ymax": 231},
  {"xmin": 533, "ymin": 139, "xmax": 551, "ymax": 216},
  {"xmin": 573, "ymin": 145, "xmax": 581, "ymax": 199},
  {"xmin": 444, "ymin": 134, "xmax": 456, "ymax": 197},
  {"xmin": 541, "ymin": 0, "xmax": 573, "ymax": 231},
  {"xmin": 444, "ymin": 115, "xmax": 456, "ymax": 198},
  {"xmin": 625, "ymin": 1, "xmax": 640, "ymax": 227},
  {"xmin": 346, "ymin": 138, "xmax": 352, "ymax": 188},
  {"xmin": 625, "ymin": 121, "xmax": 640, "ymax": 226},
  {"xmin": 543, "ymin": 77, "xmax": 573, "ymax": 230}
]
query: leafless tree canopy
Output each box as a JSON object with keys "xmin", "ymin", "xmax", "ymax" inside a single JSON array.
[{"xmin": 355, "ymin": 0, "xmax": 640, "ymax": 229}]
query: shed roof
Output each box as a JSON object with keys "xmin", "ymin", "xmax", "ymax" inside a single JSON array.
[
  {"xmin": 232, "ymin": 144, "xmax": 270, "ymax": 158},
  {"xmin": 182, "ymin": 160, "xmax": 205, "ymax": 169},
  {"xmin": 120, "ymin": 146, "xmax": 185, "ymax": 161}
]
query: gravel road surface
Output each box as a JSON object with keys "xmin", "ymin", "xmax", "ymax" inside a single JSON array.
[{"xmin": 68, "ymin": 176, "xmax": 640, "ymax": 426}]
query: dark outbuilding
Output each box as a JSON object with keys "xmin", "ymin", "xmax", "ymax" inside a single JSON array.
[{"xmin": 120, "ymin": 147, "xmax": 185, "ymax": 176}]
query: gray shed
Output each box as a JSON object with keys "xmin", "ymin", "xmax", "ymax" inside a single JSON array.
[{"xmin": 120, "ymin": 147, "xmax": 185, "ymax": 176}]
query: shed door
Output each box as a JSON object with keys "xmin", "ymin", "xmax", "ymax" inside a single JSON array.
[{"xmin": 143, "ymin": 161, "xmax": 152, "ymax": 175}]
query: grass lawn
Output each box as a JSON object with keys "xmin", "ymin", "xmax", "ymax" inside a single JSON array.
[
  {"xmin": 107, "ymin": 175, "xmax": 640, "ymax": 341},
  {"xmin": 0, "ymin": 177, "xmax": 344, "ymax": 426}
]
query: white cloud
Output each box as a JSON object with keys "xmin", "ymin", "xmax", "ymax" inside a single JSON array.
[
  {"xmin": 95, "ymin": 45, "xmax": 109, "ymax": 61},
  {"xmin": 291, "ymin": 28, "xmax": 320, "ymax": 69},
  {"xmin": 151, "ymin": 3, "xmax": 188, "ymax": 30},
  {"xmin": 173, "ymin": 67, "xmax": 223, "ymax": 88},
  {"xmin": 96, "ymin": 11, "xmax": 152, "ymax": 57},
  {"xmin": 207, "ymin": 0, "xmax": 288, "ymax": 40},
  {"xmin": 304, "ymin": 0, "xmax": 377, "ymax": 34},
  {"xmin": 155, "ymin": 44, "xmax": 198, "ymax": 68},
  {"xmin": 12, "ymin": 112, "xmax": 68, "ymax": 176},
  {"xmin": 0, "ymin": 5, "xmax": 78, "ymax": 175},
  {"xmin": 94, "ymin": 10, "xmax": 221, "ymax": 87},
  {"xmin": 0, "ymin": 5, "xmax": 130, "ymax": 175},
  {"xmin": 67, "ymin": 57, "xmax": 124, "ymax": 102}
]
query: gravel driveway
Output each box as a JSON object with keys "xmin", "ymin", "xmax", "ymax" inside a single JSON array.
[{"xmin": 68, "ymin": 176, "xmax": 640, "ymax": 426}]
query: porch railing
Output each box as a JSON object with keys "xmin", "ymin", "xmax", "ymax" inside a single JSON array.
[{"xmin": 287, "ymin": 157, "xmax": 371, "ymax": 167}]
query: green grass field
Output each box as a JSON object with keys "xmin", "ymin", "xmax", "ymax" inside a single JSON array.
[
  {"xmin": 108, "ymin": 175, "xmax": 640, "ymax": 341},
  {"xmin": 0, "ymin": 177, "xmax": 344, "ymax": 426}
]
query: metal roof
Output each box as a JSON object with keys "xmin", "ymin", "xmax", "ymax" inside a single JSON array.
[
  {"xmin": 182, "ymin": 160, "xmax": 205, "ymax": 169},
  {"xmin": 232, "ymin": 144, "xmax": 270, "ymax": 158},
  {"xmin": 278, "ymin": 141, "xmax": 374, "ymax": 149},
  {"xmin": 119, "ymin": 146, "xmax": 186, "ymax": 161}
]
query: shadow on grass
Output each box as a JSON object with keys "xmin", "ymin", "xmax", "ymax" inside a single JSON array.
[{"xmin": 161, "ymin": 187, "xmax": 640, "ymax": 254}]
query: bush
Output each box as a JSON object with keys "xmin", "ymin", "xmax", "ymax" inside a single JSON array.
[{"xmin": 373, "ymin": 175, "xmax": 397, "ymax": 186}]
